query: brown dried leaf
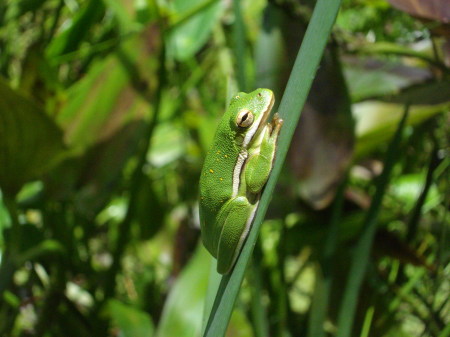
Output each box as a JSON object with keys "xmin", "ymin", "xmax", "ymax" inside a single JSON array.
[
  {"xmin": 288, "ymin": 48, "xmax": 355, "ymax": 209},
  {"xmin": 389, "ymin": 0, "xmax": 450, "ymax": 23}
]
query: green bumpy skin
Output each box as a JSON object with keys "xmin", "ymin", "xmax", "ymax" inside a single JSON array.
[{"xmin": 199, "ymin": 88, "xmax": 283, "ymax": 274}]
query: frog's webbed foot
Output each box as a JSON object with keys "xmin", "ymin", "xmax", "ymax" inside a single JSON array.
[
  {"xmin": 245, "ymin": 114, "xmax": 283, "ymax": 194},
  {"xmin": 269, "ymin": 113, "xmax": 283, "ymax": 137}
]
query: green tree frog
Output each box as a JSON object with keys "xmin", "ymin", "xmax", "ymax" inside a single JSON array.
[{"xmin": 199, "ymin": 88, "xmax": 283, "ymax": 274}]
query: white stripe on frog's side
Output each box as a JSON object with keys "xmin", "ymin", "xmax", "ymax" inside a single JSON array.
[
  {"xmin": 226, "ymin": 199, "xmax": 259, "ymax": 273},
  {"xmin": 232, "ymin": 151, "xmax": 247, "ymax": 198}
]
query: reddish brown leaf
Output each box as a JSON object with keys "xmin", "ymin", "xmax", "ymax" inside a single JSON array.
[{"xmin": 389, "ymin": 0, "xmax": 450, "ymax": 23}]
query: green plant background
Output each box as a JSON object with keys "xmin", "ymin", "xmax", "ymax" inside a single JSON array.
[{"xmin": 0, "ymin": 0, "xmax": 448, "ymax": 336}]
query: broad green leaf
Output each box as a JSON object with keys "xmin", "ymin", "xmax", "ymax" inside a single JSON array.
[
  {"xmin": 108, "ymin": 299, "xmax": 154, "ymax": 337},
  {"xmin": 354, "ymin": 100, "xmax": 450, "ymax": 156},
  {"xmin": 390, "ymin": 173, "xmax": 440, "ymax": 211},
  {"xmin": 0, "ymin": 78, "xmax": 66, "ymax": 196},
  {"xmin": 166, "ymin": 0, "xmax": 223, "ymax": 61},
  {"xmin": 156, "ymin": 244, "xmax": 211, "ymax": 337},
  {"xmin": 148, "ymin": 122, "xmax": 186, "ymax": 167},
  {"xmin": 56, "ymin": 35, "xmax": 156, "ymax": 152},
  {"xmin": 57, "ymin": 58, "xmax": 139, "ymax": 149}
]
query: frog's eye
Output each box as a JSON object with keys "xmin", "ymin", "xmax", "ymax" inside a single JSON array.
[{"xmin": 236, "ymin": 109, "xmax": 254, "ymax": 128}]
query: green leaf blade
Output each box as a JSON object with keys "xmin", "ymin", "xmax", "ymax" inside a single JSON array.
[{"xmin": 202, "ymin": 0, "xmax": 343, "ymax": 336}]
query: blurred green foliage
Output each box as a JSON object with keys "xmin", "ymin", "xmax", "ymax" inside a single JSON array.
[{"xmin": 0, "ymin": 0, "xmax": 448, "ymax": 336}]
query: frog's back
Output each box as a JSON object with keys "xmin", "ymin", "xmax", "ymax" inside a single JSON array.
[{"xmin": 199, "ymin": 117, "xmax": 241, "ymax": 255}]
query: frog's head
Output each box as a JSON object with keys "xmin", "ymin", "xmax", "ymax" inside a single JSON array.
[{"xmin": 229, "ymin": 88, "xmax": 275, "ymax": 148}]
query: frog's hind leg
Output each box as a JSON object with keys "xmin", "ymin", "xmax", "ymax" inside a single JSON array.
[{"xmin": 216, "ymin": 196, "xmax": 257, "ymax": 274}]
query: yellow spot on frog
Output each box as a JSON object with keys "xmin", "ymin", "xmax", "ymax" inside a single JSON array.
[
  {"xmin": 220, "ymin": 177, "xmax": 223, "ymax": 181},
  {"xmin": 224, "ymin": 154, "xmax": 228, "ymax": 158},
  {"xmin": 216, "ymin": 150, "xmax": 221, "ymax": 154},
  {"xmin": 209, "ymin": 169, "xmax": 214, "ymax": 173}
]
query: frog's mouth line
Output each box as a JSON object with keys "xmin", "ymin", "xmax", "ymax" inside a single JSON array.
[
  {"xmin": 242, "ymin": 93, "xmax": 275, "ymax": 149},
  {"xmin": 258, "ymin": 93, "xmax": 275, "ymax": 134}
]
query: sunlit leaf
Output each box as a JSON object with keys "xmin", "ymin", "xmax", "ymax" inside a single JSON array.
[
  {"xmin": 56, "ymin": 35, "xmax": 157, "ymax": 152},
  {"xmin": 354, "ymin": 100, "xmax": 450, "ymax": 156},
  {"xmin": 166, "ymin": 0, "xmax": 223, "ymax": 61},
  {"xmin": 156, "ymin": 244, "xmax": 211, "ymax": 337},
  {"xmin": 148, "ymin": 123, "xmax": 186, "ymax": 167},
  {"xmin": 390, "ymin": 173, "xmax": 441, "ymax": 211}
]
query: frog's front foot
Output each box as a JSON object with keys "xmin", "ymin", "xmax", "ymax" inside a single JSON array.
[{"xmin": 270, "ymin": 113, "xmax": 283, "ymax": 136}]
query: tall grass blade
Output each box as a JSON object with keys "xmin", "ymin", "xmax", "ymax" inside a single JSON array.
[
  {"xmin": 336, "ymin": 106, "xmax": 410, "ymax": 337},
  {"xmin": 202, "ymin": 1, "xmax": 342, "ymax": 336},
  {"xmin": 249, "ymin": 260, "xmax": 269, "ymax": 337},
  {"xmin": 308, "ymin": 179, "xmax": 347, "ymax": 337},
  {"xmin": 405, "ymin": 144, "xmax": 440, "ymax": 242},
  {"xmin": 232, "ymin": 0, "xmax": 247, "ymax": 91},
  {"xmin": 360, "ymin": 306, "xmax": 375, "ymax": 337}
]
